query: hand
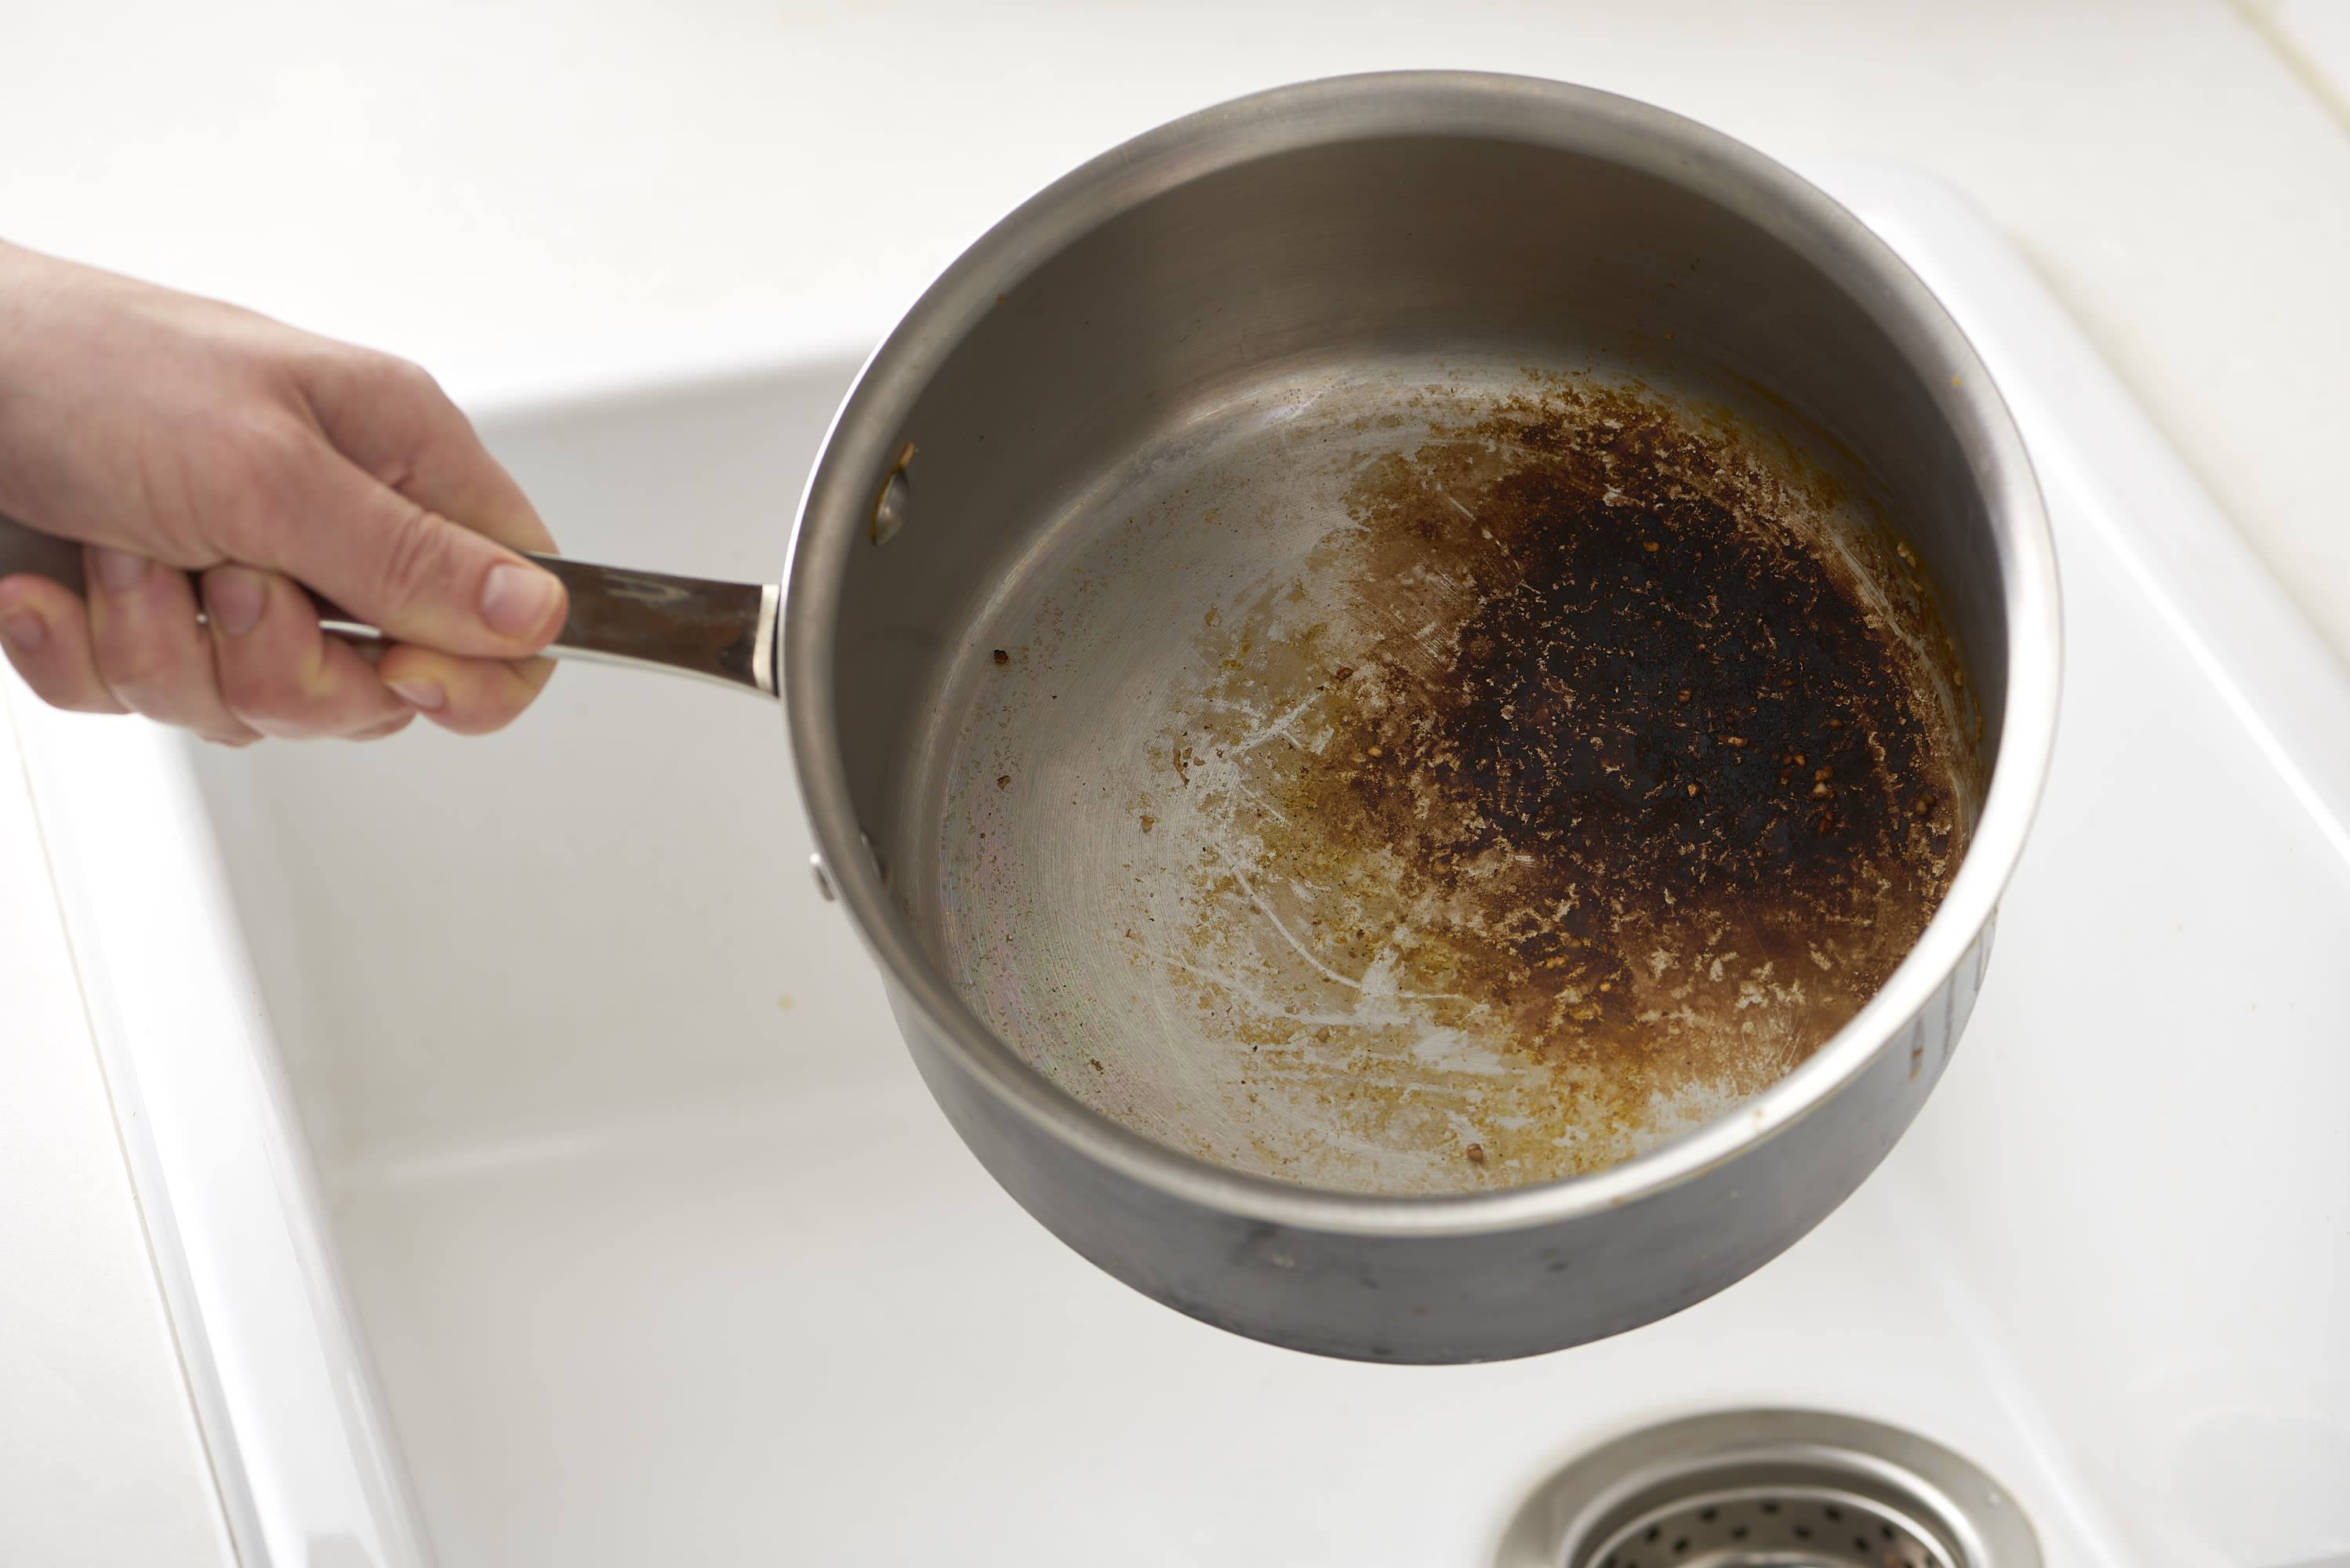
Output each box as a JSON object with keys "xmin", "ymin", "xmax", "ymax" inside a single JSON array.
[{"xmin": 0, "ymin": 241, "xmax": 566, "ymax": 743}]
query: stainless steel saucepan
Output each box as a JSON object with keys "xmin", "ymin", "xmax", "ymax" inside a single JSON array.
[{"xmin": 0, "ymin": 73, "xmax": 2060, "ymax": 1363}]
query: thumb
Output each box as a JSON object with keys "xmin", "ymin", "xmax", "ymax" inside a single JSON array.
[{"xmin": 277, "ymin": 455, "xmax": 568, "ymax": 659}]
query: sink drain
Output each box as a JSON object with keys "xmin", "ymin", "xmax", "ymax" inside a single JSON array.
[
  {"xmin": 1585, "ymin": 1486, "xmax": 1952, "ymax": 1568},
  {"xmin": 1495, "ymin": 1410, "xmax": 2040, "ymax": 1568}
]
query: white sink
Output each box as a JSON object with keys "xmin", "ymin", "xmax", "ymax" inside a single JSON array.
[{"xmin": 14, "ymin": 167, "xmax": 2347, "ymax": 1568}]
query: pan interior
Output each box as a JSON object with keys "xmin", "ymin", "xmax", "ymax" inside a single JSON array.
[{"xmin": 917, "ymin": 350, "xmax": 1978, "ymax": 1196}]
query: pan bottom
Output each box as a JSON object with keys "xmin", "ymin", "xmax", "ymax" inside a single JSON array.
[{"xmin": 930, "ymin": 351, "xmax": 1977, "ymax": 1195}]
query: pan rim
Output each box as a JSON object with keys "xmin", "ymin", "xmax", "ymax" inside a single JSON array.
[{"xmin": 782, "ymin": 69, "xmax": 2061, "ymax": 1241}]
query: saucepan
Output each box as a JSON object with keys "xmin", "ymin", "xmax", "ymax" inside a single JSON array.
[{"xmin": 1, "ymin": 73, "xmax": 2060, "ymax": 1363}]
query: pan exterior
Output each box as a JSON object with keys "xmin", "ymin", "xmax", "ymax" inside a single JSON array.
[
  {"xmin": 783, "ymin": 73, "xmax": 2058, "ymax": 1363},
  {"xmin": 892, "ymin": 921, "xmax": 1987, "ymax": 1362}
]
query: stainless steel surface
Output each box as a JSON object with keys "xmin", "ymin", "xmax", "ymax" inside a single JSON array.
[
  {"xmin": 754, "ymin": 582, "xmax": 780, "ymax": 698},
  {"xmin": 1585, "ymin": 1489, "xmax": 1952, "ymax": 1568},
  {"xmin": 1495, "ymin": 1409, "xmax": 2043, "ymax": 1568},
  {"xmin": 931, "ymin": 357, "xmax": 1981, "ymax": 1194},
  {"xmin": 870, "ymin": 441, "xmax": 917, "ymax": 547},
  {"xmin": 781, "ymin": 72, "xmax": 2060, "ymax": 1361},
  {"xmin": 0, "ymin": 510, "xmax": 779, "ymax": 695},
  {"xmin": 2, "ymin": 71, "xmax": 2061, "ymax": 1367}
]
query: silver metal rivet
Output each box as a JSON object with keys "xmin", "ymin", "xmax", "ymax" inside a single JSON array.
[{"xmin": 870, "ymin": 441, "xmax": 917, "ymax": 546}]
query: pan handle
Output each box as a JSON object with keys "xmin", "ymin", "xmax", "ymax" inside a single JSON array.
[{"xmin": 0, "ymin": 510, "xmax": 777, "ymax": 698}]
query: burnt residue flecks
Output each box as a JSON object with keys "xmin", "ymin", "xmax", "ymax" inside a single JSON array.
[
  {"xmin": 1146, "ymin": 378, "xmax": 1972, "ymax": 1186},
  {"xmin": 942, "ymin": 368, "xmax": 1978, "ymax": 1195}
]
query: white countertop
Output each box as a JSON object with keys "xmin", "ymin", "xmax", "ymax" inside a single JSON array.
[
  {"xmin": 5, "ymin": 5, "xmax": 2349, "ymax": 1562},
  {"xmin": 5, "ymin": 0, "xmax": 2350, "ymax": 661}
]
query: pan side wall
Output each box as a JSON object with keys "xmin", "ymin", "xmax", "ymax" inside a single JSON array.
[
  {"xmin": 787, "ymin": 85, "xmax": 2046, "ymax": 1361},
  {"xmin": 822, "ymin": 132, "xmax": 2010, "ymax": 943},
  {"xmin": 884, "ymin": 917, "xmax": 1992, "ymax": 1363}
]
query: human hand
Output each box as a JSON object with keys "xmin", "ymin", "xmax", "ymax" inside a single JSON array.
[{"xmin": 0, "ymin": 241, "xmax": 565, "ymax": 743}]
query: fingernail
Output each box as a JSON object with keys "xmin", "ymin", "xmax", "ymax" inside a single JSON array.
[
  {"xmin": 205, "ymin": 568, "xmax": 267, "ymax": 637},
  {"xmin": 387, "ymin": 677, "xmax": 445, "ymax": 710},
  {"xmin": 93, "ymin": 547, "xmax": 149, "ymax": 594},
  {"xmin": 480, "ymin": 562, "xmax": 561, "ymax": 640},
  {"xmin": 0, "ymin": 608, "xmax": 46, "ymax": 653}
]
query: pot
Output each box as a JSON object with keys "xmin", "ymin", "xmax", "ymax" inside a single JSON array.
[{"xmin": 0, "ymin": 72, "xmax": 2060, "ymax": 1363}]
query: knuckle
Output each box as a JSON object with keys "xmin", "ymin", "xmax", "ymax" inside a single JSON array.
[
  {"xmin": 90, "ymin": 630, "xmax": 166, "ymax": 692},
  {"xmin": 56, "ymin": 680, "xmax": 129, "ymax": 716},
  {"xmin": 330, "ymin": 346, "xmax": 449, "ymax": 430},
  {"xmin": 195, "ymin": 709, "xmax": 261, "ymax": 744},
  {"xmin": 372, "ymin": 505, "xmax": 468, "ymax": 619},
  {"xmin": 32, "ymin": 657, "xmax": 131, "ymax": 714},
  {"xmin": 200, "ymin": 416, "xmax": 325, "ymax": 561},
  {"xmin": 223, "ymin": 633, "xmax": 408, "ymax": 739},
  {"xmin": 243, "ymin": 412, "xmax": 320, "ymax": 486},
  {"xmin": 92, "ymin": 612, "xmax": 191, "ymax": 697},
  {"xmin": 218, "ymin": 655, "xmax": 313, "ymax": 731},
  {"xmin": 375, "ymin": 352, "xmax": 444, "ymax": 406},
  {"xmin": 296, "ymin": 333, "xmax": 381, "ymax": 382}
]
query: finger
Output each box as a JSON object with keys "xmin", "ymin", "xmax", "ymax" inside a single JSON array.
[
  {"xmin": 376, "ymin": 644, "xmax": 558, "ymax": 738},
  {"xmin": 0, "ymin": 572, "xmax": 131, "ymax": 714},
  {"xmin": 202, "ymin": 564, "xmax": 416, "ymax": 739},
  {"xmin": 297, "ymin": 349, "xmax": 554, "ymax": 554},
  {"xmin": 248, "ymin": 452, "xmax": 569, "ymax": 664},
  {"xmin": 82, "ymin": 546, "xmax": 261, "ymax": 744},
  {"xmin": 347, "ymin": 710, "xmax": 419, "ymax": 742}
]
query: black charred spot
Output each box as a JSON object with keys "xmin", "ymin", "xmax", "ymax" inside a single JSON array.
[{"xmin": 1255, "ymin": 386, "xmax": 1959, "ymax": 1090}]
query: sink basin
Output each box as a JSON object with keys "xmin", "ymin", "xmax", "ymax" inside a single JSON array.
[{"xmin": 13, "ymin": 166, "xmax": 2346, "ymax": 1568}]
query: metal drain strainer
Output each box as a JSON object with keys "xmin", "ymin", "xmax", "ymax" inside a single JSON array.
[
  {"xmin": 1586, "ymin": 1485, "xmax": 1949, "ymax": 1568},
  {"xmin": 1495, "ymin": 1410, "xmax": 2041, "ymax": 1568}
]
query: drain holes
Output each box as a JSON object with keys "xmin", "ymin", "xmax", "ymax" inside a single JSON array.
[
  {"xmin": 1585, "ymin": 1487, "xmax": 1948, "ymax": 1568},
  {"xmin": 1494, "ymin": 1410, "xmax": 2041, "ymax": 1568}
]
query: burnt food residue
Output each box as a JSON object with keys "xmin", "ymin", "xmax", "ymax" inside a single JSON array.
[{"xmin": 950, "ymin": 373, "xmax": 1975, "ymax": 1192}]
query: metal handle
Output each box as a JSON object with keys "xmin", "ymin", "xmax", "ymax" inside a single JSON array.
[{"xmin": 0, "ymin": 510, "xmax": 777, "ymax": 698}]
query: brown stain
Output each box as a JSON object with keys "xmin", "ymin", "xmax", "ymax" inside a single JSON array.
[{"xmin": 1147, "ymin": 376, "xmax": 1971, "ymax": 1185}]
